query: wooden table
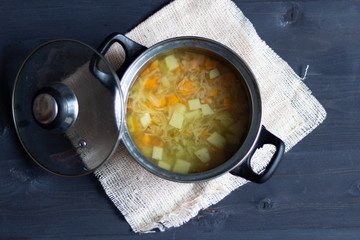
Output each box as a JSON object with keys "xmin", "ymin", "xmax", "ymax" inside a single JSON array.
[{"xmin": 1, "ymin": 1, "xmax": 359, "ymax": 239}]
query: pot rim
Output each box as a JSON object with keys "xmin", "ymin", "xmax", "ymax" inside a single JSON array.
[{"xmin": 120, "ymin": 36, "xmax": 262, "ymax": 182}]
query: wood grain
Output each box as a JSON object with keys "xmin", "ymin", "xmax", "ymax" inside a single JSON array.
[{"xmin": 1, "ymin": 0, "xmax": 360, "ymax": 239}]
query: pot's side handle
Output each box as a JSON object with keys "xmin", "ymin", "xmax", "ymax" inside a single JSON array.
[
  {"xmin": 90, "ymin": 33, "xmax": 147, "ymax": 88},
  {"xmin": 230, "ymin": 126, "xmax": 285, "ymax": 183}
]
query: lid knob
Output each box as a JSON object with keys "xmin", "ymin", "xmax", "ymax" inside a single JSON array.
[
  {"xmin": 32, "ymin": 83, "xmax": 79, "ymax": 130},
  {"xmin": 33, "ymin": 93, "xmax": 58, "ymax": 125}
]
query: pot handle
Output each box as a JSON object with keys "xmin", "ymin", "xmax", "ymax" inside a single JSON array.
[
  {"xmin": 90, "ymin": 33, "xmax": 147, "ymax": 88},
  {"xmin": 230, "ymin": 126, "xmax": 285, "ymax": 183}
]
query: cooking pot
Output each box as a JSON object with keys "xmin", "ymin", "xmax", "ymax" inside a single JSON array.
[{"xmin": 12, "ymin": 33, "xmax": 285, "ymax": 183}]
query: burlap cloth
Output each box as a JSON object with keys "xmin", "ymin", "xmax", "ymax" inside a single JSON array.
[{"xmin": 94, "ymin": 0, "xmax": 327, "ymax": 233}]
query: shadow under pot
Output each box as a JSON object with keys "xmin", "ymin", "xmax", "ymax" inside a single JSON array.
[{"xmin": 92, "ymin": 33, "xmax": 285, "ymax": 183}]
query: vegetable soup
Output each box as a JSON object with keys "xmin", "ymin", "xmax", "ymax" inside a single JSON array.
[{"xmin": 126, "ymin": 48, "xmax": 251, "ymax": 174}]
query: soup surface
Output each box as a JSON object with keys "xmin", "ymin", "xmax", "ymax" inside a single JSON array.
[{"xmin": 126, "ymin": 49, "xmax": 251, "ymax": 174}]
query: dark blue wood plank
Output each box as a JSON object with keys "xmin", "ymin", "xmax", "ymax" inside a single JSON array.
[{"xmin": 1, "ymin": 0, "xmax": 360, "ymax": 239}]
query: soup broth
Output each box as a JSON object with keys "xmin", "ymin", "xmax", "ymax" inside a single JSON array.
[{"xmin": 126, "ymin": 48, "xmax": 251, "ymax": 174}]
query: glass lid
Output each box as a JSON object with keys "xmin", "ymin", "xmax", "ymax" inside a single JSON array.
[{"xmin": 12, "ymin": 39, "xmax": 123, "ymax": 176}]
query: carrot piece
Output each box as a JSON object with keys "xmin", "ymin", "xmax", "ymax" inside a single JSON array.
[
  {"xmin": 127, "ymin": 99, "xmax": 133, "ymax": 112},
  {"xmin": 208, "ymin": 89, "xmax": 218, "ymax": 97},
  {"xmin": 183, "ymin": 131, "xmax": 191, "ymax": 135},
  {"xmin": 150, "ymin": 60, "xmax": 159, "ymax": 70},
  {"xmin": 141, "ymin": 68, "xmax": 150, "ymax": 77},
  {"xmin": 209, "ymin": 146, "xmax": 219, "ymax": 153},
  {"xmin": 179, "ymin": 80, "xmax": 195, "ymax": 96},
  {"xmin": 205, "ymin": 58, "xmax": 217, "ymax": 70},
  {"xmin": 132, "ymin": 117, "xmax": 141, "ymax": 137},
  {"xmin": 159, "ymin": 97, "xmax": 167, "ymax": 108},
  {"xmin": 201, "ymin": 129, "xmax": 207, "ymax": 136},
  {"xmin": 204, "ymin": 98, "xmax": 212, "ymax": 105},
  {"xmin": 224, "ymin": 98, "xmax": 232, "ymax": 108},
  {"xmin": 168, "ymin": 95, "xmax": 179, "ymax": 105},
  {"xmin": 149, "ymin": 94, "xmax": 166, "ymax": 108},
  {"xmin": 153, "ymin": 137, "xmax": 164, "ymax": 147},
  {"xmin": 189, "ymin": 58, "xmax": 201, "ymax": 72},
  {"xmin": 145, "ymin": 77, "xmax": 158, "ymax": 90},
  {"xmin": 174, "ymin": 65, "xmax": 182, "ymax": 73},
  {"xmin": 149, "ymin": 101, "xmax": 155, "ymax": 109},
  {"xmin": 141, "ymin": 135, "xmax": 151, "ymax": 146}
]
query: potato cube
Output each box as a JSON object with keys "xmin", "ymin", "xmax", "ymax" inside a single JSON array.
[
  {"xmin": 185, "ymin": 110, "xmax": 201, "ymax": 120},
  {"xmin": 152, "ymin": 146, "xmax": 163, "ymax": 160},
  {"xmin": 207, "ymin": 132, "xmax": 226, "ymax": 148},
  {"xmin": 169, "ymin": 111, "xmax": 184, "ymax": 129},
  {"xmin": 173, "ymin": 103, "xmax": 187, "ymax": 114},
  {"xmin": 164, "ymin": 55, "xmax": 179, "ymax": 71},
  {"xmin": 188, "ymin": 99, "xmax": 201, "ymax": 110},
  {"xmin": 140, "ymin": 113, "xmax": 151, "ymax": 128},
  {"xmin": 209, "ymin": 68, "xmax": 220, "ymax": 79},
  {"xmin": 158, "ymin": 161, "xmax": 171, "ymax": 171},
  {"xmin": 201, "ymin": 104, "xmax": 214, "ymax": 115},
  {"xmin": 173, "ymin": 159, "xmax": 191, "ymax": 174},
  {"xmin": 195, "ymin": 147, "xmax": 211, "ymax": 163}
]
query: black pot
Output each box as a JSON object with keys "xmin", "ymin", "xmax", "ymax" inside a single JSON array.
[{"xmin": 93, "ymin": 33, "xmax": 285, "ymax": 183}]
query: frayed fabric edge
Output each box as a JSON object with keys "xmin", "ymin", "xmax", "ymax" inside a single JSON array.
[{"xmin": 301, "ymin": 65, "xmax": 310, "ymax": 81}]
